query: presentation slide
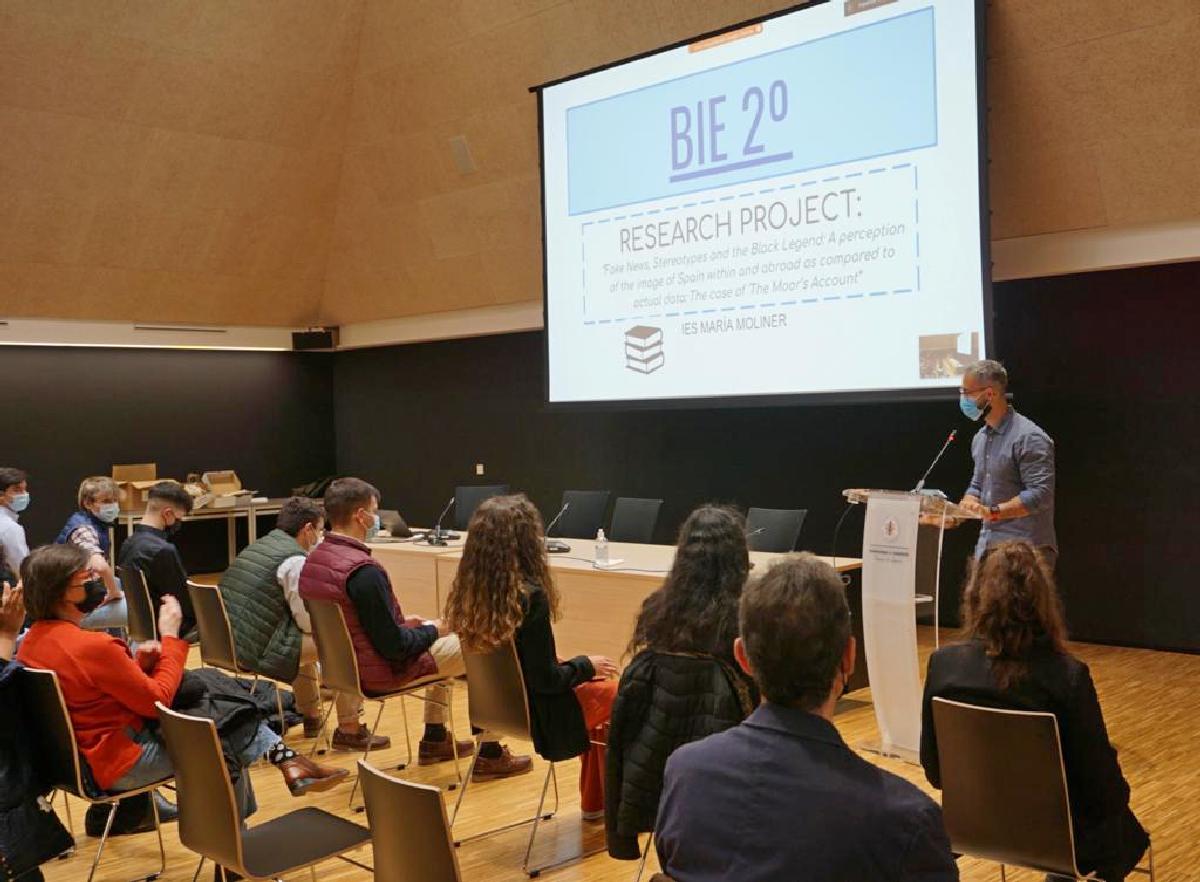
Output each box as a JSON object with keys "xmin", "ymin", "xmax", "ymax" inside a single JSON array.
[{"xmin": 539, "ymin": 0, "xmax": 988, "ymax": 404}]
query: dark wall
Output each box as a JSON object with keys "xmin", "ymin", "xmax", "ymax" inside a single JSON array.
[
  {"xmin": 2, "ymin": 348, "xmax": 335, "ymax": 573},
  {"xmin": 334, "ymin": 260, "xmax": 1200, "ymax": 654}
]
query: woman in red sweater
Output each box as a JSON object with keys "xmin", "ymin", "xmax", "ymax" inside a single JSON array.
[{"xmin": 16, "ymin": 544, "xmax": 347, "ymax": 817}]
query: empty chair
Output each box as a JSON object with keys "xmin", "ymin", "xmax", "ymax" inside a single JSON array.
[
  {"xmin": 187, "ymin": 581, "xmax": 287, "ymax": 735},
  {"xmin": 156, "ymin": 703, "xmax": 370, "ymax": 881},
  {"xmin": 304, "ymin": 597, "xmax": 460, "ymax": 808},
  {"xmin": 931, "ymin": 697, "xmax": 1155, "ymax": 881},
  {"xmin": 608, "ymin": 497, "xmax": 663, "ymax": 544},
  {"xmin": 454, "ymin": 484, "xmax": 509, "ymax": 531},
  {"xmin": 20, "ymin": 668, "xmax": 169, "ymax": 882},
  {"xmin": 117, "ymin": 564, "xmax": 157, "ymax": 643},
  {"xmin": 745, "ymin": 507, "xmax": 807, "ymax": 553},
  {"xmin": 359, "ymin": 760, "xmax": 462, "ymax": 882},
  {"xmin": 556, "ymin": 490, "xmax": 612, "ymax": 539}
]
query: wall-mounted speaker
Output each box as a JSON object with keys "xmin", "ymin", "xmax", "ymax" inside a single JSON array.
[{"xmin": 292, "ymin": 328, "xmax": 339, "ymax": 350}]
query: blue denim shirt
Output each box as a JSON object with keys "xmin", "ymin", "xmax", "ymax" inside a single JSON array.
[{"xmin": 965, "ymin": 409, "xmax": 1056, "ymax": 555}]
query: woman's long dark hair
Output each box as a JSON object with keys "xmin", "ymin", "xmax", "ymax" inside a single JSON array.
[
  {"xmin": 627, "ymin": 504, "xmax": 750, "ymax": 662},
  {"xmin": 960, "ymin": 540, "xmax": 1068, "ymax": 689}
]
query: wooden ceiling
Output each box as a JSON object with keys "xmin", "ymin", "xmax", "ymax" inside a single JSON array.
[{"xmin": 1, "ymin": 0, "xmax": 1197, "ymax": 328}]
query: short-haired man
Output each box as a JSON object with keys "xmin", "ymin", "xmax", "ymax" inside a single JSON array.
[
  {"xmin": 299, "ymin": 478, "xmax": 531, "ymax": 774},
  {"xmin": 117, "ymin": 481, "xmax": 197, "ymax": 638},
  {"xmin": 220, "ymin": 497, "xmax": 376, "ymax": 744},
  {"xmin": 55, "ymin": 476, "xmax": 128, "ymax": 631},
  {"xmin": 0, "ymin": 468, "xmax": 31, "ymax": 586},
  {"xmin": 958, "ymin": 360, "xmax": 1057, "ymax": 567},
  {"xmin": 656, "ymin": 554, "xmax": 959, "ymax": 882}
]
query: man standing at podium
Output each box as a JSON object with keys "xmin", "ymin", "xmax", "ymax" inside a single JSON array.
[{"xmin": 958, "ymin": 360, "xmax": 1058, "ymax": 567}]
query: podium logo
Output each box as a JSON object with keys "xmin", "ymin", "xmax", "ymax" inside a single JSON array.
[
  {"xmin": 881, "ymin": 518, "xmax": 901, "ymax": 542},
  {"xmin": 625, "ymin": 325, "xmax": 665, "ymax": 375}
]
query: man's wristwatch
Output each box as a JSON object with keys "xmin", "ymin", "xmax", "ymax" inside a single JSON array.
[{"xmin": 989, "ymin": 504, "xmax": 1001, "ymax": 518}]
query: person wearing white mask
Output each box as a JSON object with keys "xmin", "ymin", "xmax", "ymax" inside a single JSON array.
[
  {"xmin": 0, "ymin": 468, "xmax": 31, "ymax": 586},
  {"xmin": 55, "ymin": 476, "xmax": 128, "ymax": 631}
]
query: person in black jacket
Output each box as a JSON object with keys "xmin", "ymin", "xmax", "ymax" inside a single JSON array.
[
  {"xmin": 606, "ymin": 504, "xmax": 758, "ymax": 859},
  {"xmin": 921, "ymin": 540, "xmax": 1148, "ymax": 881},
  {"xmin": 444, "ymin": 494, "xmax": 618, "ymax": 818}
]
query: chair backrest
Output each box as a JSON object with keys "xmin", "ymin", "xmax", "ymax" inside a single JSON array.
[
  {"xmin": 304, "ymin": 598, "xmax": 365, "ymax": 700},
  {"xmin": 18, "ymin": 668, "xmax": 86, "ymax": 797},
  {"xmin": 745, "ymin": 507, "xmax": 807, "ymax": 553},
  {"xmin": 358, "ymin": 761, "xmax": 462, "ymax": 882},
  {"xmin": 557, "ymin": 490, "xmax": 612, "ymax": 539},
  {"xmin": 460, "ymin": 641, "xmax": 532, "ymax": 743},
  {"xmin": 453, "ymin": 484, "xmax": 509, "ymax": 530},
  {"xmin": 187, "ymin": 582, "xmax": 242, "ymax": 674},
  {"xmin": 155, "ymin": 703, "xmax": 245, "ymax": 873},
  {"xmin": 118, "ymin": 564, "xmax": 158, "ymax": 642},
  {"xmin": 608, "ymin": 497, "xmax": 663, "ymax": 544},
  {"xmin": 931, "ymin": 697, "xmax": 1080, "ymax": 876}
]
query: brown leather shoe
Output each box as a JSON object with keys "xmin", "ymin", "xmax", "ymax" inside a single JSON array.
[
  {"xmin": 302, "ymin": 716, "xmax": 324, "ymax": 739},
  {"xmin": 418, "ymin": 732, "xmax": 475, "ymax": 766},
  {"xmin": 279, "ymin": 755, "xmax": 350, "ymax": 797},
  {"xmin": 331, "ymin": 725, "xmax": 391, "ymax": 752},
  {"xmin": 472, "ymin": 746, "xmax": 534, "ymax": 780}
]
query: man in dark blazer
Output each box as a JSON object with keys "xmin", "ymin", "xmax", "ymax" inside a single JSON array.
[{"xmin": 655, "ymin": 554, "xmax": 959, "ymax": 882}]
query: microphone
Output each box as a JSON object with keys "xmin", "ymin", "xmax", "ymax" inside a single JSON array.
[
  {"xmin": 544, "ymin": 502, "xmax": 571, "ymax": 554},
  {"xmin": 425, "ymin": 496, "xmax": 456, "ymax": 546},
  {"xmin": 914, "ymin": 429, "xmax": 957, "ymax": 493}
]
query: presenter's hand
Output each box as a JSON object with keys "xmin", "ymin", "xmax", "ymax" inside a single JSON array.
[
  {"xmin": 588, "ymin": 655, "xmax": 619, "ymax": 679},
  {"xmin": 158, "ymin": 596, "xmax": 183, "ymax": 639}
]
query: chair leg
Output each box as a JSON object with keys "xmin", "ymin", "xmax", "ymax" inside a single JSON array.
[
  {"xmin": 192, "ymin": 857, "xmax": 205, "ymax": 882},
  {"xmin": 446, "ymin": 681, "xmax": 461, "ymax": 790},
  {"xmin": 275, "ymin": 685, "xmax": 286, "ymax": 737},
  {"xmin": 85, "ymin": 802, "xmax": 119, "ymax": 882},
  {"xmin": 398, "ymin": 692, "xmax": 413, "ymax": 770},
  {"xmin": 349, "ymin": 699, "xmax": 386, "ymax": 812},
  {"xmin": 308, "ymin": 692, "xmax": 337, "ymax": 758},
  {"xmin": 999, "ymin": 866, "xmax": 1007, "ymax": 882},
  {"xmin": 450, "ymin": 737, "xmax": 483, "ymax": 832},
  {"xmin": 522, "ymin": 763, "xmax": 556, "ymax": 876},
  {"xmin": 149, "ymin": 786, "xmax": 166, "ymax": 880},
  {"xmin": 634, "ymin": 832, "xmax": 654, "ymax": 882}
]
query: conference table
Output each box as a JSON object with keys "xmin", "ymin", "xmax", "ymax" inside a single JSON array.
[
  {"xmin": 429, "ymin": 537, "xmax": 863, "ymax": 679},
  {"xmin": 368, "ymin": 532, "xmax": 470, "ymax": 619}
]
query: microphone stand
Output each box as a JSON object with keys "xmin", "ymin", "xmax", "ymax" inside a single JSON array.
[
  {"xmin": 544, "ymin": 503, "xmax": 571, "ymax": 554},
  {"xmin": 426, "ymin": 496, "xmax": 455, "ymax": 546}
]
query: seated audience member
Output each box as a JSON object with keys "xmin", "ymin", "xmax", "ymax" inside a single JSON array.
[
  {"xmin": 219, "ymin": 496, "xmax": 370, "ymax": 742},
  {"xmin": 606, "ymin": 505, "xmax": 757, "ymax": 859},
  {"xmin": 117, "ymin": 481, "xmax": 197, "ymax": 638},
  {"xmin": 921, "ymin": 541, "xmax": 1148, "ymax": 882},
  {"xmin": 0, "ymin": 468, "xmax": 31, "ymax": 587},
  {"xmin": 444, "ymin": 494, "xmax": 618, "ymax": 816},
  {"xmin": 299, "ymin": 478, "xmax": 531, "ymax": 776},
  {"xmin": 15, "ymin": 544, "xmax": 347, "ymax": 849},
  {"xmin": 56, "ymin": 476, "xmax": 128, "ymax": 632},
  {"xmin": 0, "ymin": 581, "xmax": 22, "ymax": 661},
  {"xmin": 657, "ymin": 554, "xmax": 959, "ymax": 882}
]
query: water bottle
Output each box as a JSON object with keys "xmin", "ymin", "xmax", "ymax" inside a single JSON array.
[{"xmin": 594, "ymin": 528, "xmax": 609, "ymax": 567}]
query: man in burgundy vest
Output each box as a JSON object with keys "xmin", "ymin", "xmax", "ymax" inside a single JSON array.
[{"xmin": 300, "ymin": 477, "xmax": 531, "ymax": 777}]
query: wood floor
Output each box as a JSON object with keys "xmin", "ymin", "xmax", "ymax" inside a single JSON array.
[{"xmin": 39, "ymin": 628, "xmax": 1198, "ymax": 881}]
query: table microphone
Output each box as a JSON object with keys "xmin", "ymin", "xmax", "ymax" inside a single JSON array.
[
  {"xmin": 913, "ymin": 429, "xmax": 957, "ymax": 493},
  {"xmin": 425, "ymin": 496, "xmax": 456, "ymax": 546},
  {"xmin": 544, "ymin": 502, "xmax": 571, "ymax": 554}
]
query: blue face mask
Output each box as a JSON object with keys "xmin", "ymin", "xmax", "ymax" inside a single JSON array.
[
  {"xmin": 8, "ymin": 492, "xmax": 29, "ymax": 513},
  {"xmin": 960, "ymin": 392, "xmax": 988, "ymax": 422},
  {"xmin": 97, "ymin": 502, "xmax": 121, "ymax": 524},
  {"xmin": 365, "ymin": 513, "xmax": 381, "ymax": 542}
]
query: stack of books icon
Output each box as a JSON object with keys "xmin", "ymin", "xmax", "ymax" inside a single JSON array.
[{"xmin": 625, "ymin": 325, "xmax": 664, "ymax": 374}]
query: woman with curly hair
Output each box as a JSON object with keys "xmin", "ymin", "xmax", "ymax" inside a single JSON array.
[
  {"xmin": 920, "ymin": 541, "xmax": 1148, "ymax": 881},
  {"xmin": 444, "ymin": 494, "xmax": 618, "ymax": 819}
]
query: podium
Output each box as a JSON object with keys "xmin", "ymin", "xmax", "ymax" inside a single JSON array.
[{"xmin": 842, "ymin": 488, "xmax": 980, "ymax": 761}]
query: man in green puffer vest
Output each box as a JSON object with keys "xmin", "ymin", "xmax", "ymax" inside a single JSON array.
[{"xmin": 220, "ymin": 497, "xmax": 379, "ymax": 744}]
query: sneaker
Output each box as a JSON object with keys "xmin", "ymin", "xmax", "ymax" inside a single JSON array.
[
  {"xmin": 418, "ymin": 732, "xmax": 475, "ymax": 766},
  {"xmin": 331, "ymin": 725, "xmax": 391, "ymax": 752},
  {"xmin": 471, "ymin": 746, "xmax": 534, "ymax": 780},
  {"xmin": 302, "ymin": 716, "xmax": 324, "ymax": 739},
  {"xmin": 278, "ymin": 755, "xmax": 350, "ymax": 797}
]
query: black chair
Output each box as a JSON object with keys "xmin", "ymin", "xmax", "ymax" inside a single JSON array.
[
  {"xmin": 454, "ymin": 484, "xmax": 509, "ymax": 530},
  {"xmin": 556, "ymin": 490, "xmax": 612, "ymax": 540},
  {"xmin": 930, "ymin": 697, "xmax": 1156, "ymax": 881},
  {"xmin": 156, "ymin": 703, "xmax": 371, "ymax": 881},
  {"xmin": 608, "ymin": 497, "xmax": 663, "ymax": 544},
  {"xmin": 745, "ymin": 507, "xmax": 807, "ymax": 553},
  {"xmin": 21, "ymin": 668, "xmax": 170, "ymax": 882},
  {"xmin": 117, "ymin": 564, "xmax": 157, "ymax": 643}
]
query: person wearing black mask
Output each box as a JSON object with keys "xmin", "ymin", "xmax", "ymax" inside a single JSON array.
[{"xmin": 116, "ymin": 482, "xmax": 197, "ymax": 639}]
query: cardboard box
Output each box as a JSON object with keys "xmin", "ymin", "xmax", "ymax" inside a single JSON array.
[
  {"xmin": 113, "ymin": 463, "xmax": 162, "ymax": 512},
  {"xmin": 201, "ymin": 470, "xmax": 255, "ymax": 509}
]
